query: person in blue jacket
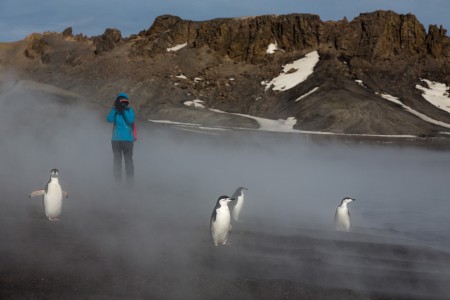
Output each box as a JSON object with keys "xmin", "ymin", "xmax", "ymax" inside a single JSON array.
[{"xmin": 106, "ymin": 92, "xmax": 136, "ymax": 186}]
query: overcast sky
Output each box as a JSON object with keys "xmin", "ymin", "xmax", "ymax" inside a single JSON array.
[{"xmin": 0, "ymin": 0, "xmax": 449, "ymax": 42}]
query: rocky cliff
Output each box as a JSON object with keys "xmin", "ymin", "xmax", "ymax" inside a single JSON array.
[
  {"xmin": 1, "ymin": 10, "xmax": 450, "ymax": 136},
  {"xmin": 132, "ymin": 11, "xmax": 449, "ymax": 62}
]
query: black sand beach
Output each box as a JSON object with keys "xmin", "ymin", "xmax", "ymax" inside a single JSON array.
[{"xmin": 1, "ymin": 187, "xmax": 450, "ymax": 300}]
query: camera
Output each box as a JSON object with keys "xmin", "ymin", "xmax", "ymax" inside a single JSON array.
[{"xmin": 115, "ymin": 101, "xmax": 128, "ymax": 112}]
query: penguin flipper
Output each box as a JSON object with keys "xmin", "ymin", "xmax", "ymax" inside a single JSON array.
[
  {"xmin": 63, "ymin": 191, "xmax": 69, "ymax": 198},
  {"xmin": 29, "ymin": 190, "xmax": 45, "ymax": 198}
]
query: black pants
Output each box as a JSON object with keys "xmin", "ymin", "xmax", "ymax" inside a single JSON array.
[{"xmin": 112, "ymin": 141, "xmax": 134, "ymax": 184}]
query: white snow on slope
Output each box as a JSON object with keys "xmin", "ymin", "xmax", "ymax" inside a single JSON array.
[
  {"xmin": 167, "ymin": 43, "xmax": 187, "ymax": 52},
  {"xmin": 355, "ymin": 79, "xmax": 365, "ymax": 87},
  {"xmin": 148, "ymin": 120, "xmax": 201, "ymax": 126},
  {"xmin": 266, "ymin": 43, "xmax": 279, "ymax": 54},
  {"xmin": 380, "ymin": 93, "xmax": 450, "ymax": 129},
  {"xmin": 209, "ymin": 108, "xmax": 298, "ymax": 132},
  {"xmin": 162, "ymin": 98, "xmax": 418, "ymax": 137},
  {"xmin": 236, "ymin": 114, "xmax": 298, "ymax": 132},
  {"xmin": 208, "ymin": 108, "xmax": 417, "ymax": 137},
  {"xmin": 295, "ymin": 87, "xmax": 319, "ymax": 102},
  {"xmin": 262, "ymin": 51, "xmax": 319, "ymax": 92},
  {"xmin": 416, "ymin": 79, "xmax": 450, "ymax": 114},
  {"xmin": 184, "ymin": 99, "xmax": 205, "ymax": 108},
  {"xmin": 148, "ymin": 115, "xmax": 417, "ymax": 138}
]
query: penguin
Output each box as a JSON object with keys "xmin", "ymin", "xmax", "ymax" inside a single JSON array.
[
  {"xmin": 334, "ymin": 197, "xmax": 355, "ymax": 232},
  {"xmin": 231, "ymin": 187, "xmax": 248, "ymax": 222},
  {"xmin": 29, "ymin": 168, "xmax": 68, "ymax": 221},
  {"xmin": 210, "ymin": 195, "xmax": 235, "ymax": 246}
]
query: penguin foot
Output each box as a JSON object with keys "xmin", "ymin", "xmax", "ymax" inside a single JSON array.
[{"xmin": 48, "ymin": 217, "xmax": 60, "ymax": 221}]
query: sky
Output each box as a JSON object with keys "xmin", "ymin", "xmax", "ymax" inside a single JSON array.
[{"xmin": 0, "ymin": 0, "xmax": 449, "ymax": 42}]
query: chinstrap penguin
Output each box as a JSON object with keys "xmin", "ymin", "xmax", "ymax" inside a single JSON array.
[
  {"xmin": 210, "ymin": 195, "xmax": 235, "ymax": 246},
  {"xmin": 29, "ymin": 168, "xmax": 68, "ymax": 221},
  {"xmin": 231, "ymin": 187, "xmax": 248, "ymax": 222},
  {"xmin": 334, "ymin": 197, "xmax": 355, "ymax": 232}
]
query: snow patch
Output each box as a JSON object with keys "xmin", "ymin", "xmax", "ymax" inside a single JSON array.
[
  {"xmin": 416, "ymin": 79, "xmax": 450, "ymax": 114},
  {"xmin": 235, "ymin": 114, "xmax": 298, "ymax": 132},
  {"xmin": 209, "ymin": 108, "xmax": 298, "ymax": 132},
  {"xmin": 184, "ymin": 99, "xmax": 205, "ymax": 108},
  {"xmin": 149, "ymin": 114, "xmax": 419, "ymax": 138},
  {"xmin": 147, "ymin": 120, "xmax": 201, "ymax": 126},
  {"xmin": 209, "ymin": 108, "xmax": 225, "ymax": 113},
  {"xmin": 355, "ymin": 80, "xmax": 364, "ymax": 87},
  {"xmin": 266, "ymin": 43, "xmax": 279, "ymax": 54},
  {"xmin": 379, "ymin": 93, "xmax": 403, "ymax": 105},
  {"xmin": 262, "ymin": 51, "xmax": 319, "ymax": 92},
  {"xmin": 167, "ymin": 43, "xmax": 187, "ymax": 52},
  {"xmin": 295, "ymin": 87, "xmax": 319, "ymax": 102},
  {"xmin": 379, "ymin": 92, "xmax": 450, "ymax": 129}
]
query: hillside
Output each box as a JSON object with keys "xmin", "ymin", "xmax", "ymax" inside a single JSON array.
[{"xmin": 1, "ymin": 10, "xmax": 450, "ymax": 136}]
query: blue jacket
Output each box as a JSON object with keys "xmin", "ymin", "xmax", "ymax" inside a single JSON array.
[{"xmin": 106, "ymin": 107, "xmax": 136, "ymax": 142}]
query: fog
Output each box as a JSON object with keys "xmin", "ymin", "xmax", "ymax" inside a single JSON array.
[{"xmin": 1, "ymin": 75, "xmax": 450, "ymax": 299}]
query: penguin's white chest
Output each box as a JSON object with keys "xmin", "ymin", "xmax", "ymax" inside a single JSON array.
[
  {"xmin": 44, "ymin": 182, "xmax": 63, "ymax": 218},
  {"xmin": 232, "ymin": 193, "xmax": 244, "ymax": 221},
  {"xmin": 335, "ymin": 206, "xmax": 351, "ymax": 231},
  {"xmin": 211, "ymin": 206, "xmax": 231, "ymax": 245}
]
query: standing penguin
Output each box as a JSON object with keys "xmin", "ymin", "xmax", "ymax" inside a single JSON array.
[
  {"xmin": 29, "ymin": 168, "xmax": 68, "ymax": 221},
  {"xmin": 210, "ymin": 195, "xmax": 235, "ymax": 246},
  {"xmin": 334, "ymin": 197, "xmax": 355, "ymax": 232},
  {"xmin": 231, "ymin": 187, "xmax": 248, "ymax": 222}
]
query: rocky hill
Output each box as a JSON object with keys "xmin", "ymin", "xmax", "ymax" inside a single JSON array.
[{"xmin": 1, "ymin": 10, "xmax": 450, "ymax": 136}]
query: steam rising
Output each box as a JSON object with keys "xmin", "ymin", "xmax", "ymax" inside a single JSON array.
[{"xmin": 1, "ymin": 73, "xmax": 450, "ymax": 299}]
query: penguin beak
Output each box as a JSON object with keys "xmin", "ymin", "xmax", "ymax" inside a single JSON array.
[{"xmin": 229, "ymin": 198, "xmax": 235, "ymax": 201}]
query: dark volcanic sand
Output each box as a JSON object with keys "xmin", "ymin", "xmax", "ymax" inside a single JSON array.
[{"xmin": 1, "ymin": 185, "xmax": 450, "ymax": 300}]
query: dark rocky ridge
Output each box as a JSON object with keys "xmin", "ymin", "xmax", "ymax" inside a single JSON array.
[
  {"xmin": 1, "ymin": 10, "xmax": 450, "ymax": 136},
  {"xmin": 134, "ymin": 11, "xmax": 450, "ymax": 62}
]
